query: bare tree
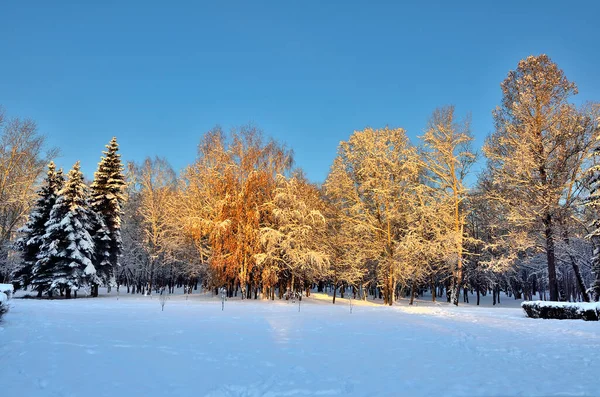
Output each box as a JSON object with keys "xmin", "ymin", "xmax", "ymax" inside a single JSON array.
[
  {"xmin": 136, "ymin": 157, "xmax": 178, "ymax": 295},
  {"xmin": 420, "ymin": 105, "xmax": 477, "ymax": 305},
  {"xmin": 0, "ymin": 107, "xmax": 56, "ymax": 281}
]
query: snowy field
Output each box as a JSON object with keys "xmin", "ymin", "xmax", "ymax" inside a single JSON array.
[{"xmin": 1, "ymin": 291, "xmax": 599, "ymax": 397}]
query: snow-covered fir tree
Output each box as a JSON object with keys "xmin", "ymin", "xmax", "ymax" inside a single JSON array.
[
  {"xmin": 585, "ymin": 131, "xmax": 600, "ymax": 302},
  {"xmin": 90, "ymin": 211, "xmax": 112, "ymax": 290},
  {"xmin": 32, "ymin": 161, "xmax": 97, "ymax": 298},
  {"xmin": 13, "ymin": 162, "xmax": 64, "ymax": 293},
  {"xmin": 90, "ymin": 137, "xmax": 126, "ymax": 295}
]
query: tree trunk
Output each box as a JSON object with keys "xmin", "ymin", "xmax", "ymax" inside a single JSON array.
[
  {"xmin": 451, "ymin": 281, "xmax": 460, "ymax": 306},
  {"xmin": 544, "ymin": 214, "xmax": 559, "ymax": 301},
  {"xmin": 332, "ymin": 284, "xmax": 337, "ymax": 304},
  {"xmin": 496, "ymin": 286, "xmax": 501, "ymax": 304},
  {"xmin": 65, "ymin": 288, "xmax": 71, "ymax": 299},
  {"xmin": 148, "ymin": 260, "xmax": 155, "ymax": 296},
  {"xmin": 568, "ymin": 255, "xmax": 589, "ymax": 302}
]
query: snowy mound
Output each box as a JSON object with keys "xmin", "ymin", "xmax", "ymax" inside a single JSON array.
[
  {"xmin": 0, "ymin": 283, "xmax": 14, "ymax": 297},
  {"xmin": 0, "ymin": 283, "xmax": 12, "ymax": 317},
  {"xmin": 522, "ymin": 300, "xmax": 600, "ymax": 321}
]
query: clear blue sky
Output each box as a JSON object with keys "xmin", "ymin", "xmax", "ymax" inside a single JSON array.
[{"xmin": 1, "ymin": 0, "xmax": 599, "ymax": 184}]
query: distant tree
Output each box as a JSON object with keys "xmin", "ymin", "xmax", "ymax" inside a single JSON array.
[
  {"xmin": 324, "ymin": 204, "xmax": 368, "ymax": 304},
  {"xmin": 136, "ymin": 157, "xmax": 177, "ymax": 295},
  {"xmin": 256, "ymin": 173, "xmax": 329, "ymax": 297},
  {"xmin": 420, "ymin": 105, "xmax": 477, "ymax": 305},
  {"xmin": 484, "ymin": 54, "xmax": 597, "ymax": 301},
  {"xmin": 325, "ymin": 127, "xmax": 420, "ymax": 305},
  {"xmin": 116, "ymin": 163, "xmax": 149, "ymax": 294},
  {"xmin": 13, "ymin": 162, "xmax": 64, "ymax": 292},
  {"xmin": 90, "ymin": 137, "xmax": 126, "ymax": 295},
  {"xmin": 33, "ymin": 162, "xmax": 97, "ymax": 298}
]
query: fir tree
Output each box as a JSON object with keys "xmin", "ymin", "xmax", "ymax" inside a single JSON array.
[
  {"xmin": 90, "ymin": 137, "xmax": 126, "ymax": 294},
  {"xmin": 33, "ymin": 162, "xmax": 97, "ymax": 298},
  {"xmin": 13, "ymin": 162, "xmax": 64, "ymax": 293},
  {"xmin": 90, "ymin": 211, "xmax": 112, "ymax": 288}
]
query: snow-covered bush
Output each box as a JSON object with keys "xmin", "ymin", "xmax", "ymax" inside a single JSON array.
[
  {"xmin": 0, "ymin": 283, "xmax": 14, "ymax": 319},
  {"xmin": 522, "ymin": 301, "xmax": 600, "ymax": 321}
]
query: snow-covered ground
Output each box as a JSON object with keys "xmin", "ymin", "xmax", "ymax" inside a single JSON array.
[{"xmin": 1, "ymin": 290, "xmax": 599, "ymax": 396}]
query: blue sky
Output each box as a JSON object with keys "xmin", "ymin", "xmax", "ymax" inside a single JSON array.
[{"xmin": 1, "ymin": 0, "xmax": 599, "ymax": 184}]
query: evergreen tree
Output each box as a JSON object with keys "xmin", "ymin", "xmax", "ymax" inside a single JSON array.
[
  {"xmin": 90, "ymin": 137, "xmax": 126, "ymax": 294},
  {"xmin": 13, "ymin": 162, "xmax": 64, "ymax": 293},
  {"xmin": 90, "ymin": 211, "xmax": 112, "ymax": 288},
  {"xmin": 32, "ymin": 162, "xmax": 97, "ymax": 298}
]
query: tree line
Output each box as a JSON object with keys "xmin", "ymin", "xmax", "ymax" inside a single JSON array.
[{"xmin": 1, "ymin": 54, "xmax": 599, "ymax": 304}]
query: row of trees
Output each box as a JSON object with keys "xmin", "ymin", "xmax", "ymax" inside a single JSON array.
[
  {"xmin": 12, "ymin": 139, "xmax": 125, "ymax": 297},
  {"xmin": 3, "ymin": 54, "xmax": 600, "ymax": 304}
]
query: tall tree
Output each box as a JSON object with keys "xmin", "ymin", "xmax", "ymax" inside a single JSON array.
[
  {"xmin": 420, "ymin": 105, "xmax": 476, "ymax": 305},
  {"xmin": 136, "ymin": 157, "xmax": 177, "ymax": 295},
  {"xmin": 325, "ymin": 127, "xmax": 420, "ymax": 305},
  {"xmin": 90, "ymin": 137, "xmax": 126, "ymax": 293},
  {"xmin": 33, "ymin": 162, "xmax": 97, "ymax": 298},
  {"xmin": 180, "ymin": 126, "xmax": 292, "ymax": 298},
  {"xmin": 584, "ymin": 120, "xmax": 600, "ymax": 301},
  {"xmin": 484, "ymin": 54, "xmax": 597, "ymax": 301},
  {"xmin": 13, "ymin": 162, "xmax": 64, "ymax": 292},
  {"xmin": 0, "ymin": 107, "xmax": 56, "ymax": 281}
]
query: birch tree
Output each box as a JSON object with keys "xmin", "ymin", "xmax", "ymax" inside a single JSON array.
[
  {"xmin": 325, "ymin": 127, "xmax": 420, "ymax": 305},
  {"xmin": 420, "ymin": 105, "xmax": 476, "ymax": 305},
  {"xmin": 136, "ymin": 157, "xmax": 177, "ymax": 295},
  {"xmin": 180, "ymin": 126, "xmax": 292, "ymax": 298}
]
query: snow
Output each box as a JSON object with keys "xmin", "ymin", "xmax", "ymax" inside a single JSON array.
[
  {"xmin": 522, "ymin": 300, "xmax": 600, "ymax": 312},
  {"xmin": 1, "ymin": 291, "xmax": 599, "ymax": 396},
  {"xmin": 522, "ymin": 300, "xmax": 600, "ymax": 320},
  {"xmin": 0, "ymin": 284, "xmax": 13, "ymax": 294}
]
